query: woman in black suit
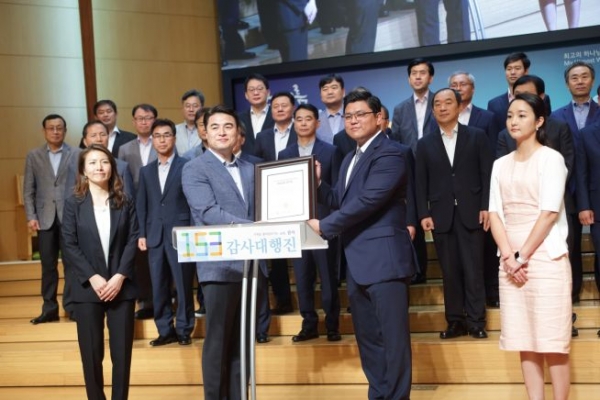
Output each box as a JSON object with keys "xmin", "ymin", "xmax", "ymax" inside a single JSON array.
[{"xmin": 62, "ymin": 144, "xmax": 138, "ymax": 400}]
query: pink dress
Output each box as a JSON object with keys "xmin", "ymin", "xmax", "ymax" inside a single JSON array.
[{"xmin": 495, "ymin": 147, "xmax": 571, "ymax": 353}]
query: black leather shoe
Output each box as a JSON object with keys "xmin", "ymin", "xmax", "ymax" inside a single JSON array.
[
  {"xmin": 486, "ymin": 298, "xmax": 500, "ymax": 308},
  {"xmin": 410, "ymin": 274, "xmax": 427, "ymax": 285},
  {"xmin": 135, "ymin": 308, "xmax": 154, "ymax": 320},
  {"xmin": 320, "ymin": 26, "xmax": 336, "ymax": 35},
  {"xmin": 68, "ymin": 312, "xmax": 77, "ymax": 322},
  {"xmin": 30, "ymin": 313, "xmax": 59, "ymax": 325},
  {"xmin": 271, "ymin": 302, "xmax": 294, "ymax": 315},
  {"xmin": 468, "ymin": 327, "xmax": 488, "ymax": 339},
  {"xmin": 327, "ymin": 331, "xmax": 342, "ymax": 342},
  {"xmin": 194, "ymin": 306, "xmax": 206, "ymax": 318},
  {"xmin": 149, "ymin": 333, "xmax": 177, "ymax": 346},
  {"xmin": 178, "ymin": 334, "xmax": 192, "ymax": 346},
  {"xmin": 440, "ymin": 322, "xmax": 467, "ymax": 339},
  {"xmin": 256, "ymin": 333, "xmax": 270, "ymax": 343},
  {"xmin": 237, "ymin": 19, "xmax": 250, "ymax": 30},
  {"xmin": 292, "ymin": 329, "xmax": 319, "ymax": 342},
  {"xmin": 572, "ymin": 313, "xmax": 579, "ymax": 338}
]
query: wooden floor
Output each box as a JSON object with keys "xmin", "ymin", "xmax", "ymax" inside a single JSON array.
[{"xmin": 2, "ymin": 384, "xmax": 600, "ymax": 399}]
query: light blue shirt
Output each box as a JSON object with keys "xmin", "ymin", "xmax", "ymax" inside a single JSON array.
[
  {"xmin": 47, "ymin": 144, "xmax": 64, "ymax": 177},
  {"xmin": 572, "ymin": 100, "xmax": 591, "ymax": 130}
]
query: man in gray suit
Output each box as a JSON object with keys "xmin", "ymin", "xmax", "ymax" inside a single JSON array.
[
  {"xmin": 118, "ymin": 103, "xmax": 158, "ymax": 320},
  {"xmin": 390, "ymin": 58, "xmax": 439, "ymax": 284},
  {"xmin": 316, "ymin": 73, "xmax": 346, "ymax": 144},
  {"xmin": 24, "ymin": 114, "xmax": 79, "ymax": 324},
  {"xmin": 182, "ymin": 105, "xmax": 269, "ymax": 400}
]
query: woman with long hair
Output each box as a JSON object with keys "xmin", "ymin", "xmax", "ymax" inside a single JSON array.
[
  {"xmin": 62, "ymin": 144, "xmax": 139, "ymax": 400},
  {"xmin": 489, "ymin": 93, "xmax": 571, "ymax": 400}
]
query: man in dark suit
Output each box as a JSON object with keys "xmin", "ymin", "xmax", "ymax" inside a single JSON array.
[
  {"xmin": 274, "ymin": 0, "xmax": 317, "ymax": 62},
  {"xmin": 576, "ymin": 120, "xmax": 600, "ymax": 328},
  {"xmin": 308, "ymin": 90, "xmax": 416, "ymax": 400},
  {"xmin": 182, "ymin": 105, "xmax": 269, "ymax": 400},
  {"xmin": 487, "ymin": 52, "xmax": 552, "ymax": 132},
  {"xmin": 118, "ymin": 104, "xmax": 159, "ymax": 320},
  {"xmin": 317, "ymin": 73, "xmax": 345, "ymax": 144},
  {"xmin": 415, "ymin": 0, "xmax": 470, "ymax": 46},
  {"xmin": 344, "ymin": 0, "xmax": 379, "ymax": 55},
  {"xmin": 552, "ymin": 63, "xmax": 598, "ymax": 303},
  {"xmin": 238, "ymin": 74, "xmax": 275, "ymax": 155},
  {"xmin": 254, "ymin": 91, "xmax": 298, "ymax": 314},
  {"xmin": 24, "ymin": 114, "xmax": 79, "ymax": 324},
  {"xmin": 93, "ymin": 100, "xmax": 136, "ymax": 157},
  {"xmin": 416, "ymin": 88, "xmax": 493, "ymax": 340},
  {"xmin": 137, "ymin": 119, "xmax": 195, "ymax": 347},
  {"xmin": 449, "ymin": 71, "xmax": 501, "ymax": 307},
  {"xmin": 333, "ymin": 129, "xmax": 356, "ymax": 156},
  {"xmin": 390, "ymin": 58, "xmax": 439, "ymax": 284},
  {"xmin": 279, "ymin": 104, "xmax": 342, "ymax": 342}
]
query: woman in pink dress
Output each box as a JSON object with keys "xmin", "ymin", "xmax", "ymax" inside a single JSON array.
[{"xmin": 489, "ymin": 93, "xmax": 571, "ymax": 400}]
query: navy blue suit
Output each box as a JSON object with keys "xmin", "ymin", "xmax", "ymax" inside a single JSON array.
[
  {"xmin": 254, "ymin": 125, "xmax": 298, "ymax": 161},
  {"xmin": 333, "ymin": 129, "xmax": 356, "ymax": 157},
  {"xmin": 487, "ymin": 92, "xmax": 553, "ymax": 137},
  {"xmin": 238, "ymin": 108, "xmax": 275, "ymax": 155},
  {"xmin": 415, "ymin": 0, "xmax": 470, "ymax": 46},
  {"xmin": 344, "ymin": 0, "xmax": 379, "ymax": 54},
  {"xmin": 136, "ymin": 154, "xmax": 195, "ymax": 337},
  {"xmin": 279, "ymin": 139, "xmax": 342, "ymax": 333},
  {"xmin": 468, "ymin": 105, "xmax": 500, "ymax": 155},
  {"xmin": 319, "ymin": 132, "xmax": 415, "ymax": 400},
  {"xmin": 275, "ymin": 0, "xmax": 309, "ymax": 62}
]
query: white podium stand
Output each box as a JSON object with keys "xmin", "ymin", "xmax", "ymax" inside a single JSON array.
[{"xmin": 173, "ymin": 221, "xmax": 327, "ymax": 400}]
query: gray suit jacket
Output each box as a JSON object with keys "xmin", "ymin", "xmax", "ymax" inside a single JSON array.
[
  {"xmin": 24, "ymin": 143, "xmax": 79, "ymax": 229},
  {"xmin": 182, "ymin": 150, "xmax": 267, "ymax": 282},
  {"xmin": 390, "ymin": 91, "xmax": 438, "ymax": 154},
  {"xmin": 117, "ymin": 138, "xmax": 157, "ymax": 190}
]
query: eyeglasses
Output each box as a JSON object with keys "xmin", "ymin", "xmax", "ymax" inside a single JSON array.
[
  {"xmin": 134, "ymin": 116, "xmax": 155, "ymax": 123},
  {"xmin": 45, "ymin": 126, "xmax": 65, "ymax": 133},
  {"xmin": 152, "ymin": 133, "xmax": 174, "ymax": 140},
  {"xmin": 184, "ymin": 103, "xmax": 201, "ymax": 110},
  {"xmin": 343, "ymin": 111, "xmax": 375, "ymax": 121},
  {"xmin": 247, "ymin": 86, "xmax": 266, "ymax": 93}
]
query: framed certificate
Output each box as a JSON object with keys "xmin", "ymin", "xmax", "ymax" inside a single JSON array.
[{"xmin": 255, "ymin": 155, "xmax": 316, "ymax": 222}]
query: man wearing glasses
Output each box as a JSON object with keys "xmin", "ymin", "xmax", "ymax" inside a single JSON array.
[
  {"xmin": 176, "ymin": 89, "xmax": 205, "ymax": 155},
  {"xmin": 238, "ymin": 73, "xmax": 274, "ymax": 154},
  {"xmin": 24, "ymin": 114, "xmax": 79, "ymax": 324}
]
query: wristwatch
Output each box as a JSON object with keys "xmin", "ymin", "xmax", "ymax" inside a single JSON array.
[{"xmin": 514, "ymin": 251, "xmax": 528, "ymax": 265}]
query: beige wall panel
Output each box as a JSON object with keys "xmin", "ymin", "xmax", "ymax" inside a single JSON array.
[
  {"xmin": 0, "ymin": 56, "xmax": 86, "ymax": 108},
  {"xmin": 0, "ymin": 210, "xmax": 21, "ymax": 261},
  {"xmin": 92, "ymin": 10, "xmax": 218, "ymax": 63},
  {"xmin": 0, "ymin": 159, "xmax": 29, "ymax": 212},
  {"xmin": 95, "ymin": 59, "xmax": 222, "ymax": 111},
  {"xmin": 0, "ymin": 2, "xmax": 81, "ymax": 58},
  {"xmin": 92, "ymin": 0, "xmax": 215, "ymax": 18},
  {"xmin": 0, "ymin": 107, "xmax": 86, "ymax": 159}
]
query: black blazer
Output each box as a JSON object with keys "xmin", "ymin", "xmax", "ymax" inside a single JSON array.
[
  {"xmin": 468, "ymin": 105, "xmax": 500, "ymax": 154},
  {"xmin": 61, "ymin": 193, "xmax": 139, "ymax": 303},
  {"xmin": 112, "ymin": 130, "xmax": 137, "ymax": 158},
  {"xmin": 487, "ymin": 92, "xmax": 552, "ymax": 133},
  {"xmin": 253, "ymin": 125, "xmax": 297, "ymax": 161},
  {"xmin": 238, "ymin": 109, "xmax": 275, "ymax": 155},
  {"xmin": 416, "ymin": 124, "xmax": 493, "ymax": 233},
  {"xmin": 333, "ymin": 129, "xmax": 356, "ymax": 157}
]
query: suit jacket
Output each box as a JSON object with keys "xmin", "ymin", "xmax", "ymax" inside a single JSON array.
[
  {"xmin": 278, "ymin": 138, "xmax": 342, "ymax": 219},
  {"xmin": 496, "ymin": 117, "xmax": 575, "ymax": 213},
  {"xmin": 61, "ymin": 193, "xmax": 138, "ymax": 303},
  {"xmin": 468, "ymin": 105, "xmax": 500, "ymax": 154},
  {"xmin": 333, "ymin": 129, "xmax": 356, "ymax": 157},
  {"xmin": 117, "ymin": 138, "xmax": 158, "ymax": 190},
  {"xmin": 416, "ymin": 124, "xmax": 493, "ymax": 233},
  {"xmin": 318, "ymin": 133, "xmax": 416, "ymax": 285},
  {"xmin": 390, "ymin": 91, "xmax": 438, "ymax": 154},
  {"xmin": 487, "ymin": 92, "xmax": 552, "ymax": 133},
  {"xmin": 175, "ymin": 123, "xmax": 202, "ymax": 156},
  {"xmin": 111, "ymin": 130, "xmax": 137, "ymax": 158},
  {"xmin": 316, "ymin": 108, "xmax": 344, "ymax": 144},
  {"xmin": 239, "ymin": 151, "xmax": 264, "ymax": 165},
  {"xmin": 238, "ymin": 107, "xmax": 275, "ymax": 155},
  {"xmin": 64, "ymin": 157, "xmax": 134, "ymax": 200},
  {"xmin": 550, "ymin": 100, "xmax": 600, "ymax": 146},
  {"xmin": 576, "ymin": 121, "xmax": 600, "ymax": 216},
  {"xmin": 23, "ymin": 143, "xmax": 79, "ymax": 229},
  {"xmin": 137, "ymin": 154, "xmax": 191, "ymax": 248},
  {"xmin": 253, "ymin": 125, "xmax": 297, "ymax": 161},
  {"xmin": 182, "ymin": 150, "xmax": 267, "ymax": 282}
]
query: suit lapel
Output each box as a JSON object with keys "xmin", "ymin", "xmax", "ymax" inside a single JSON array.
[
  {"xmin": 161, "ymin": 155, "xmax": 181, "ymax": 198},
  {"xmin": 432, "ymin": 132, "xmax": 453, "ymax": 170},
  {"xmin": 452, "ymin": 125, "xmax": 468, "ymax": 170},
  {"xmin": 55, "ymin": 145, "xmax": 72, "ymax": 181},
  {"xmin": 344, "ymin": 133, "xmax": 384, "ymax": 196},
  {"xmin": 109, "ymin": 203, "xmax": 122, "ymax": 254},
  {"xmin": 587, "ymin": 101, "xmax": 599, "ymax": 125},
  {"xmin": 206, "ymin": 152, "xmax": 246, "ymax": 204},
  {"xmin": 79, "ymin": 194, "xmax": 105, "ymax": 267},
  {"xmin": 239, "ymin": 160, "xmax": 253, "ymax": 214}
]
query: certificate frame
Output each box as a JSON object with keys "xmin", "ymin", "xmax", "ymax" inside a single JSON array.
[{"xmin": 255, "ymin": 155, "xmax": 316, "ymax": 222}]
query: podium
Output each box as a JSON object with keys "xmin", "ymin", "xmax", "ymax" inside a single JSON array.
[{"xmin": 173, "ymin": 221, "xmax": 327, "ymax": 400}]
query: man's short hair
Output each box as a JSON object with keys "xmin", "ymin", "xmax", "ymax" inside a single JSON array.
[
  {"xmin": 203, "ymin": 104, "xmax": 241, "ymax": 129},
  {"xmin": 343, "ymin": 90, "xmax": 382, "ymax": 114},
  {"xmin": 513, "ymin": 75, "xmax": 545, "ymax": 95},
  {"xmin": 294, "ymin": 104, "xmax": 319, "ymax": 119},
  {"xmin": 93, "ymin": 99, "xmax": 117, "ymax": 115},
  {"xmin": 431, "ymin": 88, "xmax": 462, "ymax": 107},
  {"xmin": 318, "ymin": 74, "xmax": 345, "ymax": 89},
  {"xmin": 243, "ymin": 73, "xmax": 270, "ymax": 91},
  {"xmin": 271, "ymin": 91, "xmax": 296, "ymax": 106},
  {"xmin": 194, "ymin": 107, "xmax": 211, "ymax": 124},
  {"xmin": 42, "ymin": 114, "xmax": 67, "ymax": 129},
  {"xmin": 82, "ymin": 120, "xmax": 107, "ymax": 138},
  {"xmin": 151, "ymin": 118, "xmax": 177, "ymax": 136},
  {"xmin": 181, "ymin": 89, "xmax": 205, "ymax": 105},
  {"xmin": 503, "ymin": 52, "xmax": 531, "ymax": 70},
  {"xmin": 448, "ymin": 71, "xmax": 476, "ymax": 86},
  {"xmin": 381, "ymin": 105, "xmax": 389, "ymax": 120},
  {"xmin": 407, "ymin": 58, "xmax": 435, "ymax": 77},
  {"xmin": 131, "ymin": 103, "xmax": 158, "ymax": 117},
  {"xmin": 564, "ymin": 61, "xmax": 595, "ymax": 82}
]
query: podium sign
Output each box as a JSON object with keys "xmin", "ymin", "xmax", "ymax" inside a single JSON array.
[{"xmin": 174, "ymin": 223, "xmax": 302, "ymax": 263}]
